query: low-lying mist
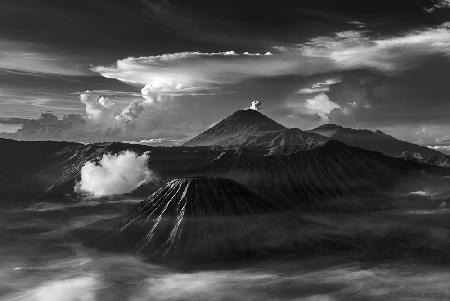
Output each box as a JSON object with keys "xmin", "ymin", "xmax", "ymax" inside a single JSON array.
[{"xmin": 1, "ymin": 178, "xmax": 449, "ymax": 301}]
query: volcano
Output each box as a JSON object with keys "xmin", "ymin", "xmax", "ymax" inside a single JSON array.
[
  {"xmin": 183, "ymin": 109, "xmax": 286, "ymax": 147},
  {"xmin": 183, "ymin": 109, "xmax": 327, "ymax": 153},
  {"xmin": 134, "ymin": 176, "xmax": 277, "ymax": 216},
  {"xmin": 93, "ymin": 177, "xmax": 314, "ymax": 261}
]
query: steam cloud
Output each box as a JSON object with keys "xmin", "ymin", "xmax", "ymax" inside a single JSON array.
[
  {"xmin": 76, "ymin": 151, "xmax": 157, "ymax": 196},
  {"xmin": 249, "ymin": 100, "xmax": 262, "ymax": 111}
]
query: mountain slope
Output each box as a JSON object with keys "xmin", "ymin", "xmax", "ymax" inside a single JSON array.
[
  {"xmin": 183, "ymin": 109, "xmax": 286, "ymax": 147},
  {"xmin": 1, "ymin": 137, "xmax": 448, "ymax": 210},
  {"xmin": 245, "ymin": 128, "xmax": 328, "ymax": 154},
  {"xmin": 135, "ymin": 177, "xmax": 277, "ymax": 216},
  {"xmin": 183, "ymin": 109, "xmax": 328, "ymax": 154},
  {"xmin": 92, "ymin": 177, "xmax": 309, "ymax": 261},
  {"xmin": 80, "ymin": 174, "xmax": 450, "ymax": 263},
  {"xmin": 190, "ymin": 140, "xmax": 449, "ymax": 209}
]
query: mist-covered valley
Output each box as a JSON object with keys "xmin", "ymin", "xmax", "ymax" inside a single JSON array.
[
  {"xmin": 1, "ymin": 109, "xmax": 450, "ymax": 300},
  {"xmin": 1, "ymin": 189, "xmax": 450, "ymax": 301}
]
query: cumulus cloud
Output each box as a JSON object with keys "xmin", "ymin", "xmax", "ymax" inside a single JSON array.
[
  {"xmin": 287, "ymin": 93, "xmax": 339, "ymax": 121},
  {"xmin": 79, "ymin": 91, "xmax": 154, "ymax": 126},
  {"xmin": 80, "ymin": 93, "xmax": 117, "ymax": 122},
  {"xmin": 77, "ymin": 91, "xmax": 164, "ymax": 137},
  {"xmin": 1, "ymin": 88, "xmax": 211, "ymax": 143},
  {"xmin": 75, "ymin": 151, "xmax": 157, "ymax": 197}
]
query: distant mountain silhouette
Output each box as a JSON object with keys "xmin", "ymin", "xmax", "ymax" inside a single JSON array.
[
  {"xmin": 184, "ymin": 111, "xmax": 450, "ymax": 165},
  {"xmin": 310, "ymin": 124, "xmax": 442, "ymax": 158}
]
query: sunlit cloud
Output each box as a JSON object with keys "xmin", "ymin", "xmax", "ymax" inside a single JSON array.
[
  {"xmin": 427, "ymin": 145, "xmax": 450, "ymax": 154},
  {"xmin": 75, "ymin": 151, "xmax": 157, "ymax": 197},
  {"xmin": 296, "ymin": 79, "xmax": 340, "ymax": 95},
  {"xmin": 92, "ymin": 51, "xmax": 303, "ymax": 99},
  {"xmin": 300, "ymin": 23, "xmax": 450, "ymax": 73},
  {"xmin": 92, "ymin": 23, "xmax": 450, "ymax": 101},
  {"xmin": 424, "ymin": 0, "xmax": 450, "ymax": 13},
  {"xmin": 287, "ymin": 93, "xmax": 339, "ymax": 121}
]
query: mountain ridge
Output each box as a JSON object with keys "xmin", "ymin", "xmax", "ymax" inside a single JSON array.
[
  {"xmin": 310, "ymin": 123, "xmax": 449, "ymax": 164},
  {"xmin": 185, "ymin": 110, "xmax": 449, "ymax": 166}
]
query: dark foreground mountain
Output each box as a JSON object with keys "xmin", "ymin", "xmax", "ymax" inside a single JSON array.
[
  {"xmin": 86, "ymin": 177, "xmax": 312, "ymax": 261},
  {"xmin": 76, "ymin": 176, "xmax": 450, "ymax": 263},
  {"xmin": 190, "ymin": 140, "xmax": 450, "ymax": 210},
  {"xmin": 1, "ymin": 137, "xmax": 449, "ymax": 210},
  {"xmin": 1, "ymin": 137, "xmax": 449, "ymax": 263},
  {"xmin": 134, "ymin": 177, "xmax": 278, "ymax": 216},
  {"xmin": 310, "ymin": 124, "xmax": 450, "ymax": 167}
]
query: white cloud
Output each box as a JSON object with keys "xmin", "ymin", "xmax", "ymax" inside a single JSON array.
[
  {"xmin": 8, "ymin": 276, "xmax": 98, "ymax": 301},
  {"xmin": 300, "ymin": 23, "xmax": 450, "ymax": 73},
  {"xmin": 80, "ymin": 93, "xmax": 118, "ymax": 122},
  {"xmin": 75, "ymin": 151, "xmax": 157, "ymax": 196},
  {"xmin": 92, "ymin": 51, "xmax": 302, "ymax": 98},
  {"xmin": 427, "ymin": 145, "xmax": 450, "ymax": 154},
  {"xmin": 91, "ymin": 23, "xmax": 450, "ymax": 98},
  {"xmin": 287, "ymin": 93, "xmax": 339, "ymax": 120},
  {"xmin": 79, "ymin": 91, "xmax": 155, "ymax": 129},
  {"xmin": 297, "ymin": 79, "xmax": 340, "ymax": 94},
  {"xmin": 348, "ymin": 21, "xmax": 367, "ymax": 29},
  {"xmin": 424, "ymin": 0, "xmax": 450, "ymax": 13}
]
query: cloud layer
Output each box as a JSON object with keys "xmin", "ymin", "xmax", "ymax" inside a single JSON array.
[
  {"xmin": 92, "ymin": 23, "xmax": 450, "ymax": 97},
  {"xmin": 76, "ymin": 151, "xmax": 157, "ymax": 197},
  {"xmin": 4, "ymin": 14, "xmax": 450, "ymax": 146}
]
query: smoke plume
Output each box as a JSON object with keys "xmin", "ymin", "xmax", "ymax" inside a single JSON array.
[
  {"xmin": 249, "ymin": 100, "xmax": 262, "ymax": 111},
  {"xmin": 76, "ymin": 151, "xmax": 157, "ymax": 196}
]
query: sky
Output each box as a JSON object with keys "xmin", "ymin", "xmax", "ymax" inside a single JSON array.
[{"xmin": 1, "ymin": 0, "xmax": 450, "ymax": 148}]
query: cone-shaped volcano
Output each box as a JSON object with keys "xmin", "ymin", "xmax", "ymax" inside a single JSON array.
[
  {"xmin": 96, "ymin": 177, "xmax": 311, "ymax": 262},
  {"xmin": 135, "ymin": 176, "xmax": 277, "ymax": 217},
  {"xmin": 183, "ymin": 109, "xmax": 286, "ymax": 147}
]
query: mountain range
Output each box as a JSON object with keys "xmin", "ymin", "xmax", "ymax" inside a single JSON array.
[
  {"xmin": 184, "ymin": 109, "xmax": 450, "ymax": 166},
  {"xmin": 2, "ymin": 108, "xmax": 450, "ymax": 262}
]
